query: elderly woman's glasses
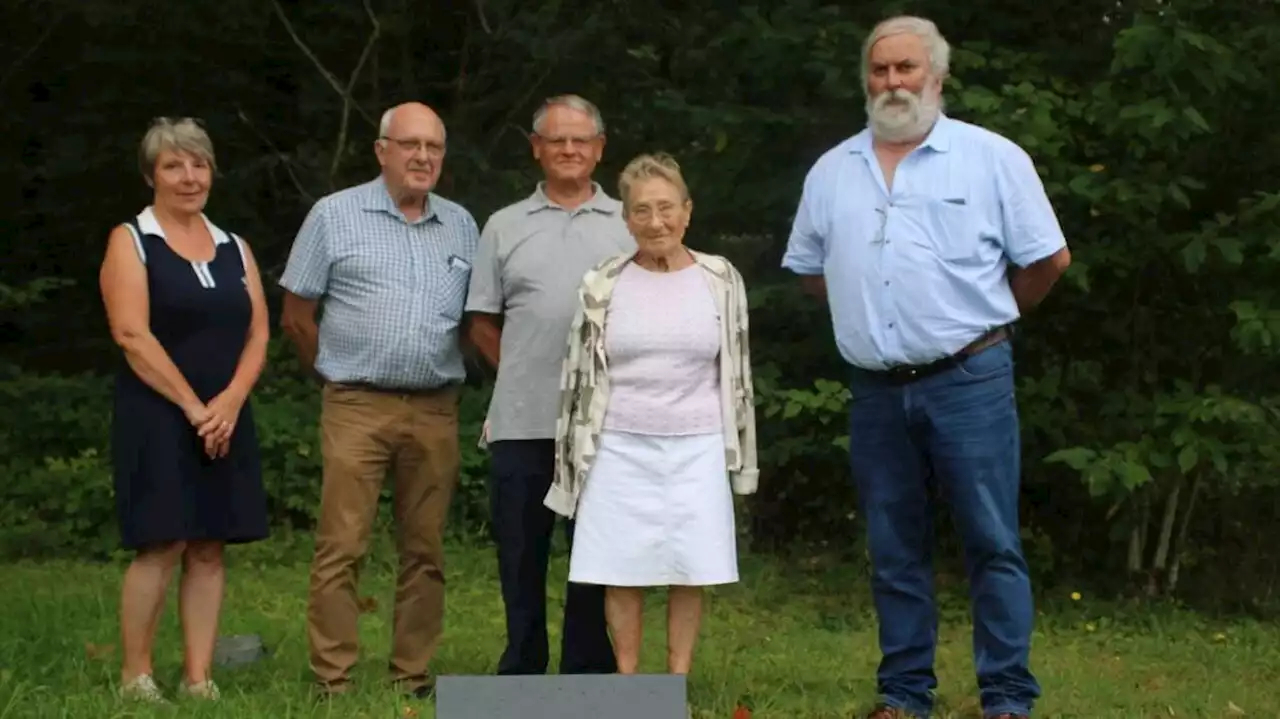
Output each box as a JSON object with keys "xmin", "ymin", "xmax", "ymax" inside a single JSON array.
[{"xmin": 630, "ymin": 204, "xmax": 681, "ymax": 223}]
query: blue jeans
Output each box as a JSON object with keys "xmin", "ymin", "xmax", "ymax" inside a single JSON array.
[{"xmin": 847, "ymin": 340, "xmax": 1038, "ymax": 718}]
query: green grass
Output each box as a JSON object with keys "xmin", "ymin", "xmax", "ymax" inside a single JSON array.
[{"xmin": 1, "ymin": 532, "xmax": 1277, "ymax": 718}]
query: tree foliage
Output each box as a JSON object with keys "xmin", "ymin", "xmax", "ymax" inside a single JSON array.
[{"xmin": 2, "ymin": 0, "xmax": 1278, "ymax": 610}]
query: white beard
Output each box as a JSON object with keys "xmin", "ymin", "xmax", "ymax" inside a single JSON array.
[{"xmin": 866, "ymin": 87, "xmax": 942, "ymax": 143}]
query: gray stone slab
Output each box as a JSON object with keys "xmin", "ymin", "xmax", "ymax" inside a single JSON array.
[
  {"xmin": 212, "ymin": 634, "xmax": 268, "ymax": 668},
  {"xmin": 435, "ymin": 673, "xmax": 687, "ymax": 719}
]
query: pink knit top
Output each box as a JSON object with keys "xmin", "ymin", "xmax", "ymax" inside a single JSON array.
[{"xmin": 601, "ymin": 262, "xmax": 723, "ymax": 436}]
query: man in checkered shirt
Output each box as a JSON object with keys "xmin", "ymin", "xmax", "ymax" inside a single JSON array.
[{"xmin": 279, "ymin": 102, "xmax": 479, "ymax": 699}]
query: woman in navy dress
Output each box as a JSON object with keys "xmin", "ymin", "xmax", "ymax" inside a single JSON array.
[{"xmin": 99, "ymin": 117, "xmax": 270, "ymax": 703}]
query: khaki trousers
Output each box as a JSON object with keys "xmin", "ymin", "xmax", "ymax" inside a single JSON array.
[{"xmin": 306, "ymin": 383, "xmax": 460, "ymax": 691}]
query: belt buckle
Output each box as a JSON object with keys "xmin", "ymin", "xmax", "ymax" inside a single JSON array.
[{"xmin": 885, "ymin": 364, "xmax": 921, "ymax": 385}]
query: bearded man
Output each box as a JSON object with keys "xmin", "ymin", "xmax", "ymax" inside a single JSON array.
[{"xmin": 781, "ymin": 15, "xmax": 1071, "ymax": 719}]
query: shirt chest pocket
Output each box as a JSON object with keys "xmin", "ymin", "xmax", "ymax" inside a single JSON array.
[
  {"xmin": 910, "ymin": 194, "xmax": 983, "ymax": 263},
  {"xmin": 432, "ymin": 255, "xmax": 472, "ymax": 322}
]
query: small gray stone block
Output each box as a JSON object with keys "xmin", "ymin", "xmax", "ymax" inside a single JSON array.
[
  {"xmin": 435, "ymin": 673, "xmax": 688, "ymax": 719},
  {"xmin": 212, "ymin": 634, "xmax": 268, "ymax": 668}
]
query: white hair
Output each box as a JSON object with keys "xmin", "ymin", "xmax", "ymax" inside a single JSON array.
[
  {"xmin": 860, "ymin": 16, "xmax": 951, "ymax": 90},
  {"xmin": 531, "ymin": 95, "xmax": 605, "ymax": 136},
  {"xmin": 378, "ymin": 104, "xmax": 447, "ymax": 141}
]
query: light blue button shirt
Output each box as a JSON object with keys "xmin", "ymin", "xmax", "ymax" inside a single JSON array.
[
  {"xmin": 279, "ymin": 177, "xmax": 480, "ymax": 388},
  {"xmin": 782, "ymin": 115, "xmax": 1067, "ymax": 370}
]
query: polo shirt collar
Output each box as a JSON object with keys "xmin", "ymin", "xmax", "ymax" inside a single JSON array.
[
  {"xmin": 136, "ymin": 205, "xmax": 232, "ymax": 245},
  {"xmin": 527, "ymin": 181, "xmax": 619, "ymax": 215}
]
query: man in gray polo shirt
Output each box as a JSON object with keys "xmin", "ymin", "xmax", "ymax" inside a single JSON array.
[
  {"xmin": 279, "ymin": 101, "xmax": 478, "ymax": 698},
  {"xmin": 465, "ymin": 95, "xmax": 634, "ymax": 676}
]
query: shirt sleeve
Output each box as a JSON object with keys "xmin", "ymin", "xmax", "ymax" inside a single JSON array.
[
  {"xmin": 464, "ymin": 215, "xmax": 503, "ymax": 314},
  {"xmin": 780, "ymin": 163, "xmax": 829, "ymax": 275},
  {"xmin": 730, "ymin": 262, "xmax": 759, "ymax": 495},
  {"xmin": 995, "ymin": 143, "xmax": 1068, "ymax": 267},
  {"xmin": 279, "ymin": 200, "xmax": 332, "ymax": 299},
  {"xmin": 546, "ymin": 277, "xmax": 590, "ymax": 519}
]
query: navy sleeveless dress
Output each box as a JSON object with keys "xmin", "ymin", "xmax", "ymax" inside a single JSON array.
[{"xmin": 111, "ymin": 207, "xmax": 269, "ymax": 550}]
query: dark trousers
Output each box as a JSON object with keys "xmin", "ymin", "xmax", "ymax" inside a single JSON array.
[
  {"xmin": 848, "ymin": 340, "xmax": 1039, "ymax": 718},
  {"xmin": 488, "ymin": 439, "xmax": 616, "ymax": 675}
]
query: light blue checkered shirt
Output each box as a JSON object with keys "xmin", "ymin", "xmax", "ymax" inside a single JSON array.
[{"xmin": 279, "ymin": 176, "xmax": 480, "ymax": 388}]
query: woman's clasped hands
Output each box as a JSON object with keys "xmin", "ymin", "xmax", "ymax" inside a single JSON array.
[{"xmin": 183, "ymin": 387, "xmax": 246, "ymax": 459}]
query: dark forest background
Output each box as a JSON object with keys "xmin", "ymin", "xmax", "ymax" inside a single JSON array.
[{"xmin": 3, "ymin": 0, "xmax": 1279, "ymax": 615}]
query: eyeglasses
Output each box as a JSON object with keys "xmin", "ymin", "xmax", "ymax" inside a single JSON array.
[
  {"xmin": 533, "ymin": 133, "xmax": 600, "ymax": 148},
  {"xmin": 380, "ymin": 136, "xmax": 446, "ymax": 156},
  {"xmin": 629, "ymin": 204, "xmax": 681, "ymax": 223}
]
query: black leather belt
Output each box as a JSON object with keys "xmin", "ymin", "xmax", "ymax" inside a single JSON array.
[
  {"xmin": 856, "ymin": 326, "xmax": 1010, "ymax": 386},
  {"xmin": 328, "ymin": 382, "xmax": 452, "ymax": 397}
]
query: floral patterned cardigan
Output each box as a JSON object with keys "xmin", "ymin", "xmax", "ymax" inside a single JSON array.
[{"xmin": 543, "ymin": 249, "xmax": 759, "ymax": 519}]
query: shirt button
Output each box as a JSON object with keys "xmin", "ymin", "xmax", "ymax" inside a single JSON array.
[
  {"xmin": 888, "ymin": 322, "xmax": 896, "ymax": 328},
  {"xmin": 884, "ymin": 280, "xmax": 890, "ymax": 286}
]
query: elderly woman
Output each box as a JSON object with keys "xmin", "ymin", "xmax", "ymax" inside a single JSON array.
[
  {"xmin": 544, "ymin": 152, "xmax": 758, "ymax": 675},
  {"xmin": 98, "ymin": 117, "xmax": 270, "ymax": 702}
]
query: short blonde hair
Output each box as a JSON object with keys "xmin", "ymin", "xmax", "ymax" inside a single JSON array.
[
  {"xmin": 617, "ymin": 152, "xmax": 690, "ymax": 212},
  {"xmin": 138, "ymin": 117, "xmax": 216, "ymax": 181}
]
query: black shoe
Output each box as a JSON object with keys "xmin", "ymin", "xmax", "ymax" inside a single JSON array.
[{"xmin": 404, "ymin": 681, "xmax": 436, "ymax": 700}]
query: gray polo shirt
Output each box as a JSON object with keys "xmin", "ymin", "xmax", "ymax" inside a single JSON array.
[{"xmin": 466, "ymin": 182, "xmax": 635, "ymax": 441}]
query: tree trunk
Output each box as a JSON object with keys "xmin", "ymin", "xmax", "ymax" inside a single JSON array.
[
  {"xmin": 1128, "ymin": 491, "xmax": 1151, "ymax": 576},
  {"xmin": 1167, "ymin": 472, "xmax": 1201, "ymax": 594},
  {"xmin": 1147, "ymin": 475, "xmax": 1183, "ymax": 596}
]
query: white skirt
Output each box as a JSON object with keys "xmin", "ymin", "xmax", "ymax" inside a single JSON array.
[{"xmin": 568, "ymin": 430, "xmax": 739, "ymax": 587}]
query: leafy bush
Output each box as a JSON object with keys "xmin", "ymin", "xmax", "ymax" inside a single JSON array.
[{"xmin": 0, "ymin": 340, "xmax": 493, "ymax": 560}]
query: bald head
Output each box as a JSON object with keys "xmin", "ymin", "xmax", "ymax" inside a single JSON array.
[
  {"xmin": 379, "ymin": 102, "xmax": 446, "ymax": 142},
  {"xmin": 375, "ymin": 102, "xmax": 447, "ymax": 204}
]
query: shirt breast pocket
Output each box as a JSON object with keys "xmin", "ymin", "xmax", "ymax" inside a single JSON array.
[
  {"xmin": 435, "ymin": 255, "xmax": 471, "ymax": 322},
  {"xmin": 914, "ymin": 195, "xmax": 983, "ymax": 263}
]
